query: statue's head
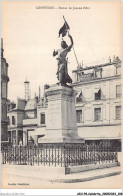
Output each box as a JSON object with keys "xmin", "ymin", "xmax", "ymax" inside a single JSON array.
[{"xmin": 61, "ymin": 41, "xmax": 68, "ymax": 49}]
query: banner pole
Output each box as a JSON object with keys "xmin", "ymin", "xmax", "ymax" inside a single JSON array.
[{"xmin": 63, "ymin": 15, "xmax": 79, "ymax": 67}]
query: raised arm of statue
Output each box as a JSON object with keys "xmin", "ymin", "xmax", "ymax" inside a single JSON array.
[
  {"xmin": 53, "ymin": 50, "xmax": 58, "ymax": 57},
  {"xmin": 67, "ymin": 34, "xmax": 74, "ymax": 52}
]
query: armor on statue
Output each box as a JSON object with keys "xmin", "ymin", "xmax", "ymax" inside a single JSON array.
[{"xmin": 53, "ymin": 33, "xmax": 73, "ymax": 86}]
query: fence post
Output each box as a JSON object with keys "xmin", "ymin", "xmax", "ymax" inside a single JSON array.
[
  {"xmin": 45, "ymin": 144, "xmax": 47, "ymax": 165},
  {"xmin": 61, "ymin": 144, "xmax": 62, "ymax": 167},
  {"xmin": 101, "ymin": 144, "xmax": 104, "ymax": 164},
  {"xmin": 58, "ymin": 144, "xmax": 59, "ymax": 166},
  {"xmin": 84, "ymin": 144, "xmax": 87, "ymax": 164},
  {"xmin": 3, "ymin": 147, "xmax": 5, "ymax": 164},
  {"xmin": 20, "ymin": 146, "xmax": 21, "ymax": 164},
  {"xmin": 34, "ymin": 146, "xmax": 36, "ymax": 164},
  {"xmin": 5, "ymin": 147, "xmax": 6, "ymax": 164},
  {"xmin": 43, "ymin": 144, "xmax": 45, "ymax": 165},
  {"xmin": 37, "ymin": 146, "xmax": 39, "ymax": 166},
  {"xmin": 55, "ymin": 144, "xmax": 56, "ymax": 167},
  {"xmin": 40, "ymin": 145, "xmax": 42, "ymax": 165},
  {"xmin": 29, "ymin": 146, "xmax": 32, "ymax": 165},
  {"xmin": 94, "ymin": 143, "xmax": 96, "ymax": 164},
  {"xmin": 32, "ymin": 146, "xmax": 34, "ymax": 165},
  {"xmin": 105, "ymin": 144, "xmax": 108, "ymax": 163},
  {"xmin": 64, "ymin": 144, "xmax": 66, "ymax": 168},
  {"xmin": 14, "ymin": 146, "xmax": 16, "ymax": 164},
  {"xmin": 86, "ymin": 144, "xmax": 88, "ymax": 165},
  {"xmin": 115, "ymin": 152, "xmax": 118, "ymax": 162},
  {"xmin": 49, "ymin": 145, "xmax": 50, "ymax": 167},
  {"xmin": 103, "ymin": 144, "xmax": 105, "ymax": 163}
]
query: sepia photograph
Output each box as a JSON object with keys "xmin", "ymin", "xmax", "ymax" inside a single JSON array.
[{"xmin": 1, "ymin": 0, "xmax": 122, "ymax": 192}]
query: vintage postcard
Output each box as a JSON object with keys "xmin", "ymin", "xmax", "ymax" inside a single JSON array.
[{"xmin": 1, "ymin": 0, "xmax": 122, "ymax": 192}]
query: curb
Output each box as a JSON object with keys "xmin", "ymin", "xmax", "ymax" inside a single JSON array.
[
  {"xmin": 65, "ymin": 162, "xmax": 120, "ymax": 174},
  {"xmin": 51, "ymin": 171, "xmax": 121, "ymax": 183}
]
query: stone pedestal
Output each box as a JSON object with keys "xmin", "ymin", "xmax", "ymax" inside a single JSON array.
[{"xmin": 40, "ymin": 84, "xmax": 84, "ymax": 143}]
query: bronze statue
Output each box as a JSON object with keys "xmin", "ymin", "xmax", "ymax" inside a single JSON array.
[{"xmin": 53, "ymin": 33, "xmax": 73, "ymax": 86}]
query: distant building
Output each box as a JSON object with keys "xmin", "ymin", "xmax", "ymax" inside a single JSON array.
[
  {"xmin": 36, "ymin": 97, "xmax": 47, "ymax": 144},
  {"xmin": 72, "ymin": 56, "xmax": 121, "ymax": 146},
  {"xmin": 7, "ymin": 98, "xmax": 26, "ymax": 145},
  {"xmin": 7, "ymin": 96, "xmax": 39, "ymax": 145},
  {"xmin": 1, "ymin": 38, "xmax": 9, "ymax": 142},
  {"xmin": 23, "ymin": 96, "xmax": 38, "ymax": 146}
]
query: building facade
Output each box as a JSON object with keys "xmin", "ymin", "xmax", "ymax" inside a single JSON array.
[
  {"xmin": 23, "ymin": 97, "xmax": 38, "ymax": 146},
  {"xmin": 7, "ymin": 96, "xmax": 39, "ymax": 145},
  {"xmin": 1, "ymin": 38, "xmax": 9, "ymax": 142},
  {"xmin": 72, "ymin": 56, "xmax": 121, "ymax": 146},
  {"xmin": 7, "ymin": 99, "xmax": 26, "ymax": 145}
]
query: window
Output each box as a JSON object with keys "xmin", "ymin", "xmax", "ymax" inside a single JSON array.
[
  {"xmin": 8, "ymin": 104, "xmax": 10, "ymax": 112},
  {"xmin": 12, "ymin": 130, "xmax": 16, "ymax": 145},
  {"xmin": 116, "ymin": 106, "xmax": 121, "ymax": 120},
  {"xmin": 11, "ymin": 103, "xmax": 16, "ymax": 109},
  {"xmin": 76, "ymin": 74, "xmax": 79, "ymax": 82},
  {"xmin": 95, "ymin": 89, "xmax": 101, "ymax": 100},
  {"xmin": 12, "ymin": 116, "xmax": 15, "ymax": 125},
  {"xmin": 76, "ymin": 110, "xmax": 82, "ymax": 123},
  {"xmin": 94, "ymin": 108, "xmax": 101, "ymax": 121},
  {"xmin": 2, "ymin": 83, "xmax": 7, "ymax": 98},
  {"xmin": 7, "ymin": 117, "xmax": 10, "ymax": 125},
  {"xmin": 27, "ymin": 130, "xmax": 34, "ymax": 145},
  {"xmin": 18, "ymin": 130, "xmax": 23, "ymax": 145},
  {"xmin": 3, "ymin": 62, "xmax": 7, "ymax": 75},
  {"xmin": 116, "ymin": 85, "xmax": 121, "ymax": 98},
  {"xmin": 8, "ymin": 131, "xmax": 11, "ymax": 143},
  {"xmin": 76, "ymin": 91, "xmax": 82, "ymax": 103},
  {"xmin": 2, "ymin": 105, "xmax": 4, "ymax": 118},
  {"xmin": 40, "ymin": 113, "xmax": 45, "ymax": 124},
  {"xmin": 95, "ymin": 68, "xmax": 102, "ymax": 78},
  {"xmin": 95, "ymin": 71, "xmax": 100, "ymax": 78}
]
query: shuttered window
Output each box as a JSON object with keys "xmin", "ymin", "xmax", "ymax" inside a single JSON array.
[{"xmin": 76, "ymin": 110, "xmax": 82, "ymax": 123}]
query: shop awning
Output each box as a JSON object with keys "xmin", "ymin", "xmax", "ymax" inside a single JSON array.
[
  {"xmin": 94, "ymin": 88, "xmax": 100, "ymax": 93},
  {"xmin": 77, "ymin": 125, "xmax": 121, "ymax": 140}
]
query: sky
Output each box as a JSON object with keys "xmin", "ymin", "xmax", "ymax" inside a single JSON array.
[{"xmin": 1, "ymin": 1, "xmax": 121, "ymax": 102}]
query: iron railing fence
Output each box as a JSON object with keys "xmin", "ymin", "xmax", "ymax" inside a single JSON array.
[{"xmin": 1, "ymin": 143, "xmax": 118, "ymax": 167}]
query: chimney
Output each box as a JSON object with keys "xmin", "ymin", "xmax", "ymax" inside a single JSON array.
[
  {"xmin": 82, "ymin": 61, "xmax": 83, "ymax": 69},
  {"xmin": 113, "ymin": 55, "xmax": 116, "ymax": 62},
  {"xmin": 39, "ymin": 86, "xmax": 41, "ymax": 102},
  {"xmin": 108, "ymin": 56, "xmax": 111, "ymax": 63}
]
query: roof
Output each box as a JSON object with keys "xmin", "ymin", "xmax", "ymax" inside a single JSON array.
[
  {"xmin": 17, "ymin": 98, "xmax": 27, "ymax": 110},
  {"xmin": 8, "ymin": 98, "xmax": 26, "ymax": 111},
  {"xmin": 72, "ymin": 60, "xmax": 121, "ymax": 73},
  {"xmin": 25, "ymin": 97, "xmax": 38, "ymax": 110},
  {"xmin": 8, "ymin": 97, "xmax": 38, "ymax": 111}
]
